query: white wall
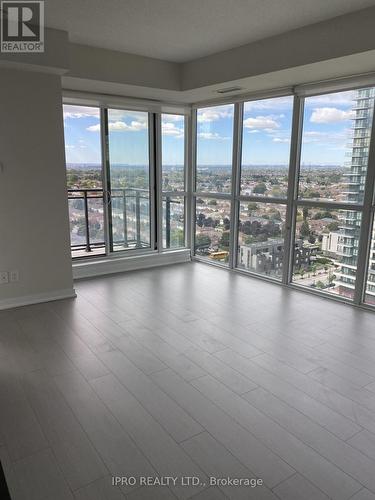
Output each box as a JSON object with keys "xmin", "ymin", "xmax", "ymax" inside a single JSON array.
[
  {"xmin": 67, "ymin": 43, "xmax": 181, "ymax": 91},
  {"xmin": 0, "ymin": 68, "xmax": 74, "ymax": 307},
  {"xmin": 182, "ymin": 6, "xmax": 375, "ymax": 90}
]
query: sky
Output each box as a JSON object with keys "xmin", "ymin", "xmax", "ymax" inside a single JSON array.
[
  {"xmin": 196, "ymin": 91, "xmax": 357, "ymax": 166},
  {"xmin": 63, "ymin": 106, "xmax": 184, "ymax": 165},
  {"xmin": 63, "ymin": 90, "xmax": 359, "ymax": 167}
]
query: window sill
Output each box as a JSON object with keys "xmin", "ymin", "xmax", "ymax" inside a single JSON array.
[{"xmin": 72, "ymin": 249, "xmax": 191, "ymax": 280}]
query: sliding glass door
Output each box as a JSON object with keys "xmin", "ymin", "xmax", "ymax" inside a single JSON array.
[
  {"xmin": 62, "ymin": 104, "xmax": 106, "ymax": 258},
  {"xmin": 106, "ymin": 109, "xmax": 152, "ymax": 252}
]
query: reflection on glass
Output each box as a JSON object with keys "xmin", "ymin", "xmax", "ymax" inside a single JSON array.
[
  {"xmin": 161, "ymin": 114, "xmax": 185, "ymax": 192},
  {"xmin": 107, "ymin": 109, "xmax": 150, "ymax": 250},
  {"xmin": 237, "ymin": 202, "xmax": 286, "ymax": 279},
  {"xmin": 195, "ymin": 197, "xmax": 231, "ymax": 264},
  {"xmin": 240, "ymin": 96, "xmax": 293, "ymax": 198},
  {"xmin": 365, "ymin": 217, "xmax": 375, "ymax": 305},
  {"xmin": 163, "ymin": 196, "xmax": 185, "ymax": 249},
  {"xmin": 196, "ymin": 105, "xmax": 234, "ymax": 193},
  {"xmin": 292, "ymin": 206, "xmax": 362, "ymax": 300},
  {"xmin": 299, "ymin": 89, "xmax": 375, "ymax": 204}
]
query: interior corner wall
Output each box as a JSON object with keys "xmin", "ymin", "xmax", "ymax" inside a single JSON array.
[{"xmin": 0, "ymin": 68, "xmax": 74, "ymax": 307}]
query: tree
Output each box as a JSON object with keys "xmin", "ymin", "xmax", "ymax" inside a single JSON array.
[
  {"xmin": 300, "ymin": 220, "xmax": 310, "ymax": 239},
  {"xmin": 247, "ymin": 202, "xmax": 258, "ymax": 213},
  {"xmin": 313, "ymin": 210, "xmax": 335, "ymax": 220},
  {"xmin": 171, "ymin": 229, "xmax": 184, "ymax": 247},
  {"xmin": 223, "ymin": 217, "xmax": 230, "ymax": 231},
  {"xmin": 253, "ymin": 182, "xmax": 267, "ymax": 195},
  {"xmin": 269, "ymin": 209, "xmax": 282, "ymax": 221},
  {"xmin": 208, "ymin": 199, "xmax": 217, "ymax": 206},
  {"xmin": 327, "ymin": 221, "xmax": 339, "ymax": 231},
  {"xmin": 196, "ymin": 213, "xmax": 206, "ymax": 227},
  {"xmin": 219, "ymin": 231, "xmax": 230, "ymax": 249},
  {"xmin": 308, "ymin": 234, "xmax": 316, "ymax": 244},
  {"xmin": 203, "ymin": 217, "xmax": 215, "ymax": 228},
  {"xmin": 195, "ymin": 234, "xmax": 211, "ymax": 248}
]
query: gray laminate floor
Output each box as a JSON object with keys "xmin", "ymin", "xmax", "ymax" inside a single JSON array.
[{"xmin": 1, "ymin": 262, "xmax": 375, "ymax": 500}]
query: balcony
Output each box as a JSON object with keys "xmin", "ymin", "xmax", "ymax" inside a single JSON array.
[
  {"xmin": 68, "ymin": 188, "xmax": 150, "ymax": 258},
  {"xmin": 68, "ymin": 188, "xmax": 184, "ymax": 258}
]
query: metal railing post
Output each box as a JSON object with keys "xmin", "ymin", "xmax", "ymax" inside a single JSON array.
[
  {"xmin": 166, "ymin": 196, "xmax": 171, "ymax": 248},
  {"xmin": 83, "ymin": 190, "xmax": 91, "ymax": 252},
  {"xmin": 136, "ymin": 191, "xmax": 141, "ymax": 247},
  {"xmin": 123, "ymin": 189, "xmax": 128, "ymax": 247}
]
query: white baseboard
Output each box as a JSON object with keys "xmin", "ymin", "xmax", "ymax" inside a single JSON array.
[
  {"xmin": 0, "ymin": 288, "xmax": 76, "ymax": 311},
  {"xmin": 73, "ymin": 249, "xmax": 191, "ymax": 280}
]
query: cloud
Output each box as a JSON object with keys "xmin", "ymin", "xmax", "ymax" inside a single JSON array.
[
  {"xmin": 244, "ymin": 97, "xmax": 293, "ymax": 112},
  {"xmin": 310, "ymin": 107, "xmax": 355, "ymax": 123},
  {"xmin": 243, "ymin": 115, "xmax": 280, "ymax": 130},
  {"xmin": 198, "ymin": 132, "xmax": 229, "ymax": 140},
  {"xmin": 307, "ymin": 91, "xmax": 355, "ymax": 107},
  {"xmin": 302, "ymin": 128, "xmax": 350, "ymax": 146},
  {"xmin": 63, "ymin": 105, "xmax": 100, "ymax": 119},
  {"xmin": 197, "ymin": 105, "xmax": 234, "ymax": 123},
  {"xmin": 273, "ymin": 137, "xmax": 290, "ymax": 143},
  {"xmin": 86, "ymin": 124, "xmax": 100, "ymax": 132},
  {"xmin": 107, "ymin": 109, "xmax": 148, "ymax": 123},
  {"xmin": 87, "ymin": 120, "xmax": 147, "ymax": 132},
  {"xmin": 162, "ymin": 121, "xmax": 184, "ymax": 138},
  {"xmin": 162, "ymin": 114, "xmax": 184, "ymax": 122},
  {"xmin": 304, "ymin": 131, "xmax": 325, "ymax": 137}
]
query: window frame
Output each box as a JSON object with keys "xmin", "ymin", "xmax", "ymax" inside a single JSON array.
[
  {"xmin": 192, "ymin": 103, "xmax": 236, "ymax": 267},
  {"xmin": 191, "ymin": 84, "xmax": 375, "ymax": 309},
  {"xmin": 62, "ymin": 95, "xmax": 190, "ymax": 260},
  {"xmin": 157, "ymin": 113, "xmax": 189, "ymax": 251}
]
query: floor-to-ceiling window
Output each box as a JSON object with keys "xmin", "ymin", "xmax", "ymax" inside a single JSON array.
[
  {"xmin": 63, "ymin": 83, "xmax": 375, "ymax": 309},
  {"xmin": 160, "ymin": 113, "xmax": 187, "ymax": 249},
  {"xmin": 107, "ymin": 109, "xmax": 152, "ymax": 252},
  {"xmin": 193, "ymin": 85, "xmax": 375, "ymax": 308},
  {"xmin": 194, "ymin": 104, "xmax": 234, "ymax": 264},
  {"xmin": 365, "ymin": 216, "xmax": 375, "ymax": 305},
  {"xmin": 291, "ymin": 89, "xmax": 374, "ymax": 301},
  {"xmin": 63, "ymin": 104, "xmax": 106, "ymax": 257},
  {"xmin": 62, "ymin": 102, "xmax": 188, "ymax": 259},
  {"xmin": 237, "ymin": 96, "xmax": 294, "ymax": 279}
]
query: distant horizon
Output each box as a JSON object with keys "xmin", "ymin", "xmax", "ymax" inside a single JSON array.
[
  {"xmin": 64, "ymin": 94, "xmax": 357, "ymax": 165},
  {"xmin": 66, "ymin": 162, "xmax": 345, "ymax": 169}
]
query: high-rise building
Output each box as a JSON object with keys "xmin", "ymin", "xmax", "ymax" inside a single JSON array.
[{"xmin": 336, "ymin": 88, "xmax": 375, "ymax": 298}]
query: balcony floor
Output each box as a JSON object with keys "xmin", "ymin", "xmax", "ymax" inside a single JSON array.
[
  {"xmin": 72, "ymin": 247, "xmax": 106, "ymax": 259},
  {"xmin": 1, "ymin": 262, "xmax": 375, "ymax": 499}
]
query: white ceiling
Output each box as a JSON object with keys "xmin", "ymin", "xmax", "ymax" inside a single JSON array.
[{"xmin": 46, "ymin": 0, "xmax": 375, "ymax": 63}]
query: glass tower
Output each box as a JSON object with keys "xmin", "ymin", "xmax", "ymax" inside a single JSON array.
[{"xmin": 337, "ymin": 88, "xmax": 375, "ymax": 298}]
